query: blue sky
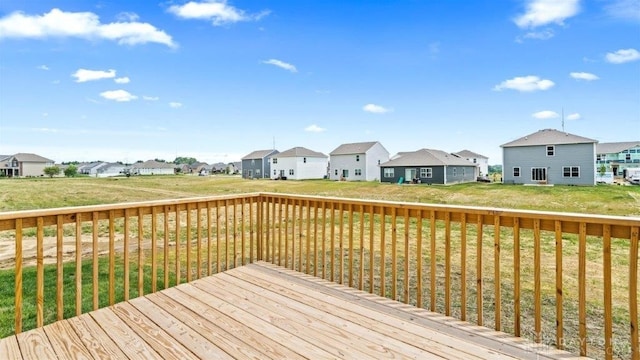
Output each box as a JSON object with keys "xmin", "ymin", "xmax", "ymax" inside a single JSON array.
[{"xmin": 0, "ymin": 0, "xmax": 638, "ymax": 165}]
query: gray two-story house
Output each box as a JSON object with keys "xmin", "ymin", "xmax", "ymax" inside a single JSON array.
[
  {"xmin": 501, "ymin": 129, "xmax": 597, "ymax": 186},
  {"xmin": 241, "ymin": 149, "xmax": 279, "ymax": 179}
]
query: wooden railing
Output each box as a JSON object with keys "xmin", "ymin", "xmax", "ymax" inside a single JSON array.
[{"xmin": 0, "ymin": 192, "xmax": 638, "ymax": 359}]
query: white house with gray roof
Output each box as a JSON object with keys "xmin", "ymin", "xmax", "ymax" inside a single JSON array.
[
  {"xmin": 501, "ymin": 129, "xmax": 597, "ymax": 186},
  {"xmin": 241, "ymin": 149, "xmax": 279, "ymax": 179},
  {"xmin": 130, "ymin": 160, "xmax": 176, "ymax": 176},
  {"xmin": 0, "ymin": 153, "xmax": 54, "ymax": 177},
  {"xmin": 454, "ymin": 150, "xmax": 488, "ymax": 178},
  {"xmin": 329, "ymin": 141, "xmax": 389, "ymax": 181},
  {"xmin": 379, "ymin": 149, "xmax": 476, "ymax": 185},
  {"xmin": 270, "ymin": 147, "xmax": 328, "ymax": 180},
  {"xmin": 596, "ymin": 141, "xmax": 640, "ymax": 177}
]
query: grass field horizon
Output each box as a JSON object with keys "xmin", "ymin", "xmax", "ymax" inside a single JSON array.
[{"xmin": 1, "ymin": 175, "xmax": 639, "ymax": 217}]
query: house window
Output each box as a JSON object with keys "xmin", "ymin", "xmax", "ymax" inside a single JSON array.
[
  {"xmin": 452, "ymin": 168, "xmax": 457, "ymax": 177},
  {"xmin": 356, "ymin": 155, "xmax": 360, "ymax": 162},
  {"xmin": 383, "ymin": 168, "xmax": 394, "ymax": 178},
  {"xmin": 420, "ymin": 168, "xmax": 432, "ymax": 178},
  {"xmin": 256, "ymin": 169, "xmax": 261, "ymax": 175},
  {"xmin": 473, "ymin": 158, "xmax": 477, "ymax": 163},
  {"xmin": 303, "ymin": 157, "xmax": 307, "ymax": 163},
  {"xmin": 563, "ymin": 166, "xmax": 580, "ymax": 178},
  {"xmin": 272, "ymin": 158, "xmax": 277, "ymax": 164},
  {"xmin": 273, "ymin": 169, "xmax": 277, "ymax": 176},
  {"xmin": 626, "ymin": 154, "xmax": 632, "ymax": 161},
  {"xmin": 546, "ymin": 145, "xmax": 555, "ymax": 156},
  {"xmin": 289, "ymin": 169, "xmax": 294, "ymax": 176},
  {"xmin": 251, "ymin": 159, "xmax": 255, "ymax": 165},
  {"xmin": 334, "ymin": 169, "xmax": 338, "ymax": 176},
  {"xmin": 378, "ymin": 160, "xmax": 381, "ymax": 165},
  {"xmin": 531, "ymin": 167, "xmax": 547, "ymax": 181},
  {"xmin": 355, "ymin": 169, "xmax": 362, "ymax": 176},
  {"xmin": 462, "ymin": 168, "xmax": 465, "ymax": 176},
  {"xmin": 597, "ymin": 154, "xmax": 604, "ymax": 161},
  {"xmin": 513, "ymin": 167, "xmax": 521, "ymax": 177}
]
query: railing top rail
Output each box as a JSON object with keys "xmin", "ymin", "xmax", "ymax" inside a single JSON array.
[
  {"xmin": 0, "ymin": 193, "xmax": 262, "ymax": 220},
  {"xmin": 259, "ymin": 192, "xmax": 640, "ymax": 226}
]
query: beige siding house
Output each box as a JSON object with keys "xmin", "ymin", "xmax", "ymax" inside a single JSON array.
[{"xmin": 0, "ymin": 153, "xmax": 55, "ymax": 177}]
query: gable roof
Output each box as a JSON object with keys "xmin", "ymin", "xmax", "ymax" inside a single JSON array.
[
  {"xmin": 596, "ymin": 141, "xmax": 640, "ymax": 154},
  {"xmin": 454, "ymin": 150, "xmax": 488, "ymax": 159},
  {"xmin": 11, "ymin": 153, "xmax": 55, "ymax": 163},
  {"xmin": 501, "ymin": 129, "xmax": 597, "ymax": 148},
  {"xmin": 329, "ymin": 141, "xmax": 380, "ymax": 155},
  {"xmin": 381, "ymin": 149, "xmax": 475, "ymax": 167},
  {"xmin": 274, "ymin": 147, "xmax": 327, "ymax": 158},
  {"xmin": 130, "ymin": 160, "xmax": 175, "ymax": 169},
  {"xmin": 242, "ymin": 149, "xmax": 279, "ymax": 160}
]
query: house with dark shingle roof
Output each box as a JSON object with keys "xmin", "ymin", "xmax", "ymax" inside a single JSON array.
[
  {"xmin": 596, "ymin": 141, "xmax": 640, "ymax": 177},
  {"xmin": 454, "ymin": 150, "xmax": 488, "ymax": 178},
  {"xmin": 0, "ymin": 153, "xmax": 55, "ymax": 177},
  {"xmin": 501, "ymin": 129, "xmax": 597, "ymax": 185},
  {"xmin": 270, "ymin": 147, "xmax": 328, "ymax": 180},
  {"xmin": 241, "ymin": 149, "xmax": 279, "ymax": 179},
  {"xmin": 329, "ymin": 141, "xmax": 389, "ymax": 181},
  {"xmin": 379, "ymin": 149, "xmax": 476, "ymax": 185}
]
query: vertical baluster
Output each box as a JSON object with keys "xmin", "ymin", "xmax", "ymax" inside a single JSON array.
[
  {"xmin": 216, "ymin": 201, "xmax": 221, "ymax": 273},
  {"xmin": 404, "ymin": 210, "xmax": 410, "ymax": 304},
  {"xmin": 603, "ymin": 224, "xmax": 612, "ymax": 360},
  {"xmin": 76, "ymin": 212, "xmax": 82, "ymax": 315},
  {"xmin": 338, "ymin": 203, "xmax": 344, "ymax": 284},
  {"xmin": 138, "ymin": 208, "xmax": 144, "ymax": 296},
  {"xmin": 476, "ymin": 214, "xmax": 483, "ymax": 326},
  {"xmin": 207, "ymin": 204, "xmax": 212, "ymax": 275},
  {"xmin": 359, "ymin": 204, "xmax": 364, "ymax": 291},
  {"xmin": 494, "ymin": 215, "xmax": 501, "ymax": 331},
  {"xmin": 299, "ymin": 201, "xmax": 303, "ymax": 272},
  {"xmin": 445, "ymin": 212, "xmax": 451, "ymax": 316},
  {"xmin": 330, "ymin": 203, "xmax": 335, "ymax": 281},
  {"xmin": 416, "ymin": 214, "xmax": 423, "ymax": 308},
  {"xmin": 57, "ymin": 215, "xmax": 64, "ymax": 320},
  {"xmin": 186, "ymin": 204, "xmax": 192, "ymax": 282},
  {"xmin": 348, "ymin": 204, "xmax": 354, "ymax": 287},
  {"xmin": 249, "ymin": 198, "xmax": 254, "ymax": 263},
  {"xmin": 36, "ymin": 217, "xmax": 44, "ymax": 327},
  {"xmin": 369, "ymin": 205, "xmax": 375, "ymax": 294},
  {"xmin": 430, "ymin": 210, "xmax": 436, "ymax": 312},
  {"xmin": 322, "ymin": 201, "xmax": 327, "ymax": 280},
  {"xmin": 227, "ymin": 199, "xmax": 231, "ymax": 270},
  {"xmin": 630, "ymin": 226, "xmax": 639, "ymax": 360},
  {"xmin": 306, "ymin": 200, "xmax": 312, "ymax": 275},
  {"xmin": 15, "ymin": 218, "xmax": 23, "ymax": 334},
  {"xmin": 197, "ymin": 203, "xmax": 202, "ymax": 278},
  {"xmin": 241, "ymin": 198, "xmax": 246, "ymax": 266},
  {"xmin": 270, "ymin": 198, "xmax": 275, "ymax": 263},
  {"xmin": 152, "ymin": 207, "xmax": 157, "ymax": 292},
  {"xmin": 380, "ymin": 207, "xmax": 386, "ymax": 298},
  {"xmin": 513, "ymin": 217, "xmax": 521, "ymax": 337},
  {"xmin": 175, "ymin": 206, "xmax": 181, "ymax": 285},
  {"xmin": 163, "ymin": 206, "xmax": 169, "ymax": 288},
  {"xmin": 91, "ymin": 212, "xmax": 98, "ymax": 310},
  {"xmin": 278, "ymin": 198, "xmax": 283, "ymax": 266},
  {"xmin": 460, "ymin": 213, "xmax": 467, "ymax": 320},
  {"xmin": 232, "ymin": 199, "xmax": 237, "ymax": 269},
  {"xmin": 555, "ymin": 220, "xmax": 563, "ymax": 348},
  {"xmin": 284, "ymin": 198, "xmax": 289, "ymax": 269},
  {"xmin": 124, "ymin": 210, "xmax": 130, "ymax": 299},
  {"xmin": 534, "ymin": 219, "xmax": 542, "ymax": 343},
  {"xmin": 578, "ymin": 222, "xmax": 587, "ymax": 356},
  {"xmin": 391, "ymin": 207, "xmax": 397, "ymax": 300},
  {"xmin": 314, "ymin": 202, "xmax": 320, "ymax": 278},
  {"xmin": 109, "ymin": 211, "xmax": 115, "ymax": 303}
]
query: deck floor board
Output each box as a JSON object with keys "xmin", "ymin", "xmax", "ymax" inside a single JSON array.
[{"xmin": 0, "ymin": 261, "xmax": 589, "ymax": 360}]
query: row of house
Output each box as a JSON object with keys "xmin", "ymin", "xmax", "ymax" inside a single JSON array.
[
  {"xmin": 4, "ymin": 129, "xmax": 638, "ymax": 185},
  {"xmin": 241, "ymin": 141, "xmax": 489, "ymax": 185}
]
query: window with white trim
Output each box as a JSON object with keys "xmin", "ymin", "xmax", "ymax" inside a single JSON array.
[
  {"xmin": 563, "ymin": 166, "xmax": 580, "ymax": 178},
  {"xmin": 452, "ymin": 168, "xmax": 457, "ymax": 177},
  {"xmin": 420, "ymin": 168, "xmax": 432, "ymax": 178},
  {"xmin": 546, "ymin": 145, "xmax": 555, "ymax": 156},
  {"xmin": 531, "ymin": 167, "xmax": 547, "ymax": 181},
  {"xmin": 289, "ymin": 169, "xmax": 294, "ymax": 176},
  {"xmin": 383, "ymin": 168, "xmax": 394, "ymax": 178},
  {"xmin": 356, "ymin": 155, "xmax": 360, "ymax": 162},
  {"xmin": 272, "ymin": 158, "xmax": 277, "ymax": 164},
  {"xmin": 355, "ymin": 169, "xmax": 362, "ymax": 176},
  {"xmin": 513, "ymin": 167, "xmax": 520, "ymax": 177}
]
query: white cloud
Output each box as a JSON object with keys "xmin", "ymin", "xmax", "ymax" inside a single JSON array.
[
  {"xmin": 363, "ymin": 103, "xmax": 391, "ymax": 114},
  {"xmin": 262, "ymin": 59, "xmax": 297, "ymax": 73},
  {"xmin": 37, "ymin": 65, "xmax": 49, "ymax": 70},
  {"xmin": 493, "ymin": 75, "xmax": 555, "ymax": 92},
  {"xmin": 0, "ymin": 8, "xmax": 176, "ymax": 48},
  {"xmin": 167, "ymin": 1, "xmax": 270, "ymax": 26},
  {"xmin": 606, "ymin": 48, "xmax": 640, "ymax": 64},
  {"xmin": 604, "ymin": 0, "xmax": 640, "ymax": 22},
  {"xmin": 114, "ymin": 77, "xmax": 130, "ymax": 84},
  {"xmin": 143, "ymin": 96, "xmax": 159, "ymax": 101},
  {"xmin": 519, "ymin": 28, "xmax": 555, "ymax": 41},
  {"xmin": 72, "ymin": 68, "xmax": 116, "ymax": 83},
  {"xmin": 304, "ymin": 124, "xmax": 326, "ymax": 133},
  {"xmin": 100, "ymin": 89, "xmax": 137, "ymax": 102},
  {"xmin": 116, "ymin": 12, "xmax": 140, "ymax": 22},
  {"xmin": 169, "ymin": 102, "xmax": 183, "ymax": 108},
  {"xmin": 570, "ymin": 72, "xmax": 599, "ymax": 81},
  {"xmin": 514, "ymin": 0, "xmax": 580, "ymax": 28},
  {"xmin": 566, "ymin": 113, "xmax": 581, "ymax": 120},
  {"xmin": 532, "ymin": 110, "xmax": 559, "ymax": 119}
]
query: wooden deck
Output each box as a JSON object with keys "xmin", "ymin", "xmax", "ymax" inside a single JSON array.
[{"xmin": 1, "ymin": 261, "xmax": 588, "ymax": 360}]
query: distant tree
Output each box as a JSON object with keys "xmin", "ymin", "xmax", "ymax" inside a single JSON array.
[
  {"xmin": 64, "ymin": 165, "xmax": 78, "ymax": 177},
  {"xmin": 598, "ymin": 164, "xmax": 607, "ymax": 176},
  {"xmin": 43, "ymin": 166, "xmax": 60, "ymax": 178},
  {"xmin": 154, "ymin": 158, "xmax": 166, "ymax": 163},
  {"xmin": 174, "ymin": 156, "xmax": 197, "ymax": 165}
]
